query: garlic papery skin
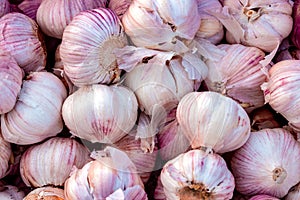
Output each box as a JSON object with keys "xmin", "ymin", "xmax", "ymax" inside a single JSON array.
[
  {"xmin": 215, "ymin": 0, "xmax": 293, "ymax": 52},
  {"xmin": 64, "ymin": 147, "xmax": 147, "ymax": 200},
  {"xmin": 176, "ymin": 91, "xmax": 251, "ymax": 153},
  {"xmin": 0, "ymin": 132, "xmax": 11, "ymax": 179},
  {"xmin": 161, "ymin": 149, "xmax": 235, "ymax": 200},
  {"xmin": 62, "ymin": 84, "xmax": 138, "ymax": 144},
  {"xmin": 0, "ymin": 185, "xmax": 25, "ymax": 199},
  {"xmin": 18, "ymin": 0, "xmax": 43, "ymax": 21},
  {"xmin": 231, "ymin": 128, "xmax": 300, "ymax": 198},
  {"xmin": 204, "ymin": 44, "xmax": 268, "ymax": 112},
  {"xmin": 0, "ymin": 0, "xmax": 10, "ymax": 18},
  {"xmin": 108, "ymin": 0, "xmax": 132, "ymax": 19},
  {"xmin": 1, "ymin": 71, "xmax": 67, "ymax": 145},
  {"xmin": 196, "ymin": 0, "xmax": 224, "ymax": 44},
  {"xmin": 0, "ymin": 12, "xmax": 46, "ymax": 73},
  {"xmin": 24, "ymin": 186, "xmax": 65, "ymax": 200},
  {"xmin": 20, "ymin": 137, "xmax": 91, "ymax": 187},
  {"xmin": 60, "ymin": 8, "xmax": 128, "ymax": 87},
  {"xmin": 0, "ymin": 54, "xmax": 23, "ymax": 114},
  {"xmin": 121, "ymin": 0, "xmax": 200, "ymax": 52},
  {"xmin": 249, "ymin": 195, "xmax": 279, "ymax": 200},
  {"xmin": 36, "ymin": 0, "xmax": 107, "ymax": 39},
  {"xmin": 285, "ymin": 182, "xmax": 300, "ymax": 200},
  {"xmin": 261, "ymin": 60, "xmax": 300, "ymax": 131}
]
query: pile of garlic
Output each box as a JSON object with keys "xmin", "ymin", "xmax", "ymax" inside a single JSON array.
[{"xmin": 1, "ymin": 0, "xmax": 300, "ymax": 199}]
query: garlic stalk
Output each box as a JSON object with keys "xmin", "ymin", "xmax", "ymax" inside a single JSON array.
[
  {"xmin": 0, "ymin": 53, "xmax": 23, "ymax": 114},
  {"xmin": 161, "ymin": 149, "xmax": 235, "ymax": 200},
  {"xmin": 0, "ymin": 0, "xmax": 10, "ymax": 18},
  {"xmin": 18, "ymin": 0, "xmax": 43, "ymax": 21},
  {"xmin": 122, "ymin": 0, "xmax": 200, "ymax": 52},
  {"xmin": 176, "ymin": 91, "xmax": 251, "ymax": 153},
  {"xmin": 0, "ymin": 132, "xmax": 11, "ymax": 179},
  {"xmin": 64, "ymin": 146, "xmax": 147, "ymax": 199},
  {"xmin": 20, "ymin": 137, "xmax": 91, "ymax": 187},
  {"xmin": 36, "ymin": 0, "xmax": 107, "ymax": 39},
  {"xmin": 285, "ymin": 182, "xmax": 300, "ymax": 200},
  {"xmin": 0, "ymin": 13, "xmax": 46, "ymax": 73},
  {"xmin": 24, "ymin": 186, "xmax": 65, "ymax": 200},
  {"xmin": 1, "ymin": 71, "xmax": 67, "ymax": 145},
  {"xmin": 108, "ymin": 0, "xmax": 132, "ymax": 19},
  {"xmin": 62, "ymin": 84, "xmax": 138, "ymax": 144},
  {"xmin": 60, "ymin": 8, "xmax": 128, "ymax": 87},
  {"xmin": 231, "ymin": 128, "xmax": 300, "ymax": 198},
  {"xmin": 0, "ymin": 185, "xmax": 25, "ymax": 199}
]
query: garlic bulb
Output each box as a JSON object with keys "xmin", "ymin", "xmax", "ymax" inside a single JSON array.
[
  {"xmin": 0, "ymin": 13, "xmax": 46, "ymax": 73},
  {"xmin": 231, "ymin": 128, "xmax": 300, "ymax": 198},
  {"xmin": 204, "ymin": 44, "xmax": 269, "ymax": 112},
  {"xmin": 24, "ymin": 186, "xmax": 65, "ymax": 200},
  {"xmin": 196, "ymin": 0, "xmax": 224, "ymax": 44},
  {"xmin": 285, "ymin": 182, "xmax": 300, "ymax": 200},
  {"xmin": 214, "ymin": 0, "xmax": 293, "ymax": 52},
  {"xmin": 60, "ymin": 8, "xmax": 128, "ymax": 87},
  {"xmin": 122, "ymin": 0, "xmax": 200, "ymax": 51},
  {"xmin": 261, "ymin": 60, "xmax": 300, "ymax": 131},
  {"xmin": 36, "ymin": 0, "xmax": 107, "ymax": 39},
  {"xmin": 64, "ymin": 147, "xmax": 147, "ymax": 199},
  {"xmin": 0, "ymin": 54, "xmax": 23, "ymax": 114},
  {"xmin": 176, "ymin": 91, "xmax": 251, "ymax": 153},
  {"xmin": 0, "ymin": 0, "xmax": 10, "ymax": 18},
  {"xmin": 62, "ymin": 84, "xmax": 138, "ymax": 144},
  {"xmin": 161, "ymin": 149, "xmax": 235, "ymax": 200},
  {"xmin": 1, "ymin": 71, "xmax": 67, "ymax": 145},
  {"xmin": 0, "ymin": 185, "xmax": 25, "ymax": 199},
  {"xmin": 249, "ymin": 195, "xmax": 279, "ymax": 200},
  {"xmin": 0, "ymin": 132, "xmax": 11, "ymax": 179},
  {"xmin": 154, "ymin": 176, "xmax": 166, "ymax": 200},
  {"xmin": 108, "ymin": 0, "xmax": 132, "ymax": 19},
  {"xmin": 18, "ymin": 0, "xmax": 43, "ymax": 21},
  {"xmin": 20, "ymin": 137, "xmax": 91, "ymax": 187}
]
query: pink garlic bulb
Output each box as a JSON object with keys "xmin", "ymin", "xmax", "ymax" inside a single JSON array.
[
  {"xmin": 161, "ymin": 149, "xmax": 235, "ymax": 200},
  {"xmin": 0, "ymin": 0, "xmax": 10, "ymax": 18},
  {"xmin": 231, "ymin": 128, "xmax": 300, "ymax": 198},
  {"xmin": 0, "ymin": 185, "xmax": 25, "ymax": 199},
  {"xmin": 1, "ymin": 71, "xmax": 67, "ymax": 145},
  {"xmin": 249, "ymin": 195, "xmax": 279, "ymax": 200},
  {"xmin": 0, "ymin": 13, "xmax": 46, "ymax": 73},
  {"xmin": 176, "ymin": 91, "xmax": 251, "ymax": 153},
  {"xmin": 36, "ymin": 0, "xmax": 107, "ymax": 39},
  {"xmin": 0, "ymin": 132, "xmax": 11, "ymax": 179},
  {"xmin": 122, "ymin": 0, "xmax": 200, "ymax": 52},
  {"xmin": 64, "ymin": 147, "xmax": 147, "ymax": 199},
  {"xmin": 108, "ymin": 0, "xmax": 132, "ymax": 19},
  {"xmin": 62, "ymin": 84, "xmax": 138, "ymax": 144},
  {"xmin": 0, "ymin": 54, "xmax": 23, "ymax": 114},
  {"xmin": 204, "ymin": 44, "xmax": 269, "ymax": 112},
  {"xmin": 285, "ymin": 182, "xmax": 300, "ymax": 200},
  {"xmin": 60, "ymin": 8, "xmax": 128, "ymax": 87},
  {"xmin": 20, "ymin": 137, "xmax": 91, "ymax": 187},
  {"xmin": 24, "ymin": 186, "xmax": 65, "ymax": 200},
  {"xmin": 18, "ymin": 0, "xmax": 43, "ymax": 21}
]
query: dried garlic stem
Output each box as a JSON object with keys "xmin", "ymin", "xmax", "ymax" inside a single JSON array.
[
  {"xmin": 178, "ymin": 183, "xmax": 212, "ymax": 200},
  {"xmin": 272, "ymin": 167, "xmax": 287, "ymax": 184}
]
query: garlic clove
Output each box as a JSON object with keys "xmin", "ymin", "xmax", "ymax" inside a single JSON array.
[
  {"xmin": 17, "ymin": 0, "xmax": 43, "ymax": 21},
  {"xmin": 24, "ymin": 186, "xmax": 65, "ymax": 200},
  {"xmin": 108, "ymin": 0, "xmax": 133, "ymax": 20}
]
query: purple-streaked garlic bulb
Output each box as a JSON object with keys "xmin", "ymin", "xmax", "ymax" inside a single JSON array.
[
  {"xmin": 154, "ymin": 175, "xmax": 166, "ymax": 200},
  {"xmin": 108, "ymin": 0, "xmax": 132, "ymax": 19},
  {"xmin": 17, "ymin": 0, "xmax": 43, "ymax": 21},
  {"xmin": 60, "ymin": 8, "xmax": 128, "ymax": 87},
  {"xmin": 285, "ymin": 182, "xmax": 300, "ymax": 200},
  {"xmin": 214, "ymin": 0, "xmax": 293, "ymax": 52},
  {"xmin": 122, "ymin": 0, "xmax": 200, "ymax": 52},
  {"xmin": 0, "ymin": 54, "xmax": 23, "ymax": 114},
  {"xmin": 62, "ymin": 84, "xmax": 138, "ymax": 144},
  {"xmin": 36, "ymin": 0, "xmax": 107, "ymax": 39},
  {"xmin": 20, "ymin": 137, "xmax": 91, "ymax": 187},
  {"xmin": 204, "ymin": 44, "xmax": 269, "ymax": 112},
  {"xmin": 176, "ymin": 91, "xmax": 251, "ymax": 153},
  {"xmin": 249, "ymin": 195, "xmax": 279, "ymax": 200},
  {"xmin": 1, "ymin": 71, "xmax": 67, "ymax": 145},
  {"xmin": 161, "ymin": 149, "xmax": 235, "ymax": 200},
  {"xmin": 261, "ymin": 60, "xmax": 300, "ymax": 132},
  {"xmin": 64, "ymin": 147, "xmax": 147, "ymax": 200},
  {"xmin": 0, "ymin": 12, "xmax": 46, "ymax": 73},
  {"xmin": 0, "ymin": 0, "xmax": 10, "ymax": 18},
  {"xmin": 196, "ymin": 0, "xmax": 224, "ymax": 44},
  {"xmin": 231, "ymin": 128, "xmax": 300, "ymax": 198},
  {"xmin": 24, "ymin": 186, "xmax": 65, "ymax": 200},
  {"xmin": 0, "ymin": 185, "xmax": 25, "ymax": 199},
  {"xmin": 0, "ymin": 133, "xmax": 11, "ymax": 179}
]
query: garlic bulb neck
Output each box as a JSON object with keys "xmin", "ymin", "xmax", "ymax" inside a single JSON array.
[
  {"xmin": 243, "ymin": 7, "xmax": 261, "ymax": 21},
  {"xmin": 272, "ymin": 167, "xmax": 287, "ymax": 184},
  {"xmin": 178, "ymin": 183, "xmax": 211, "ymax": 200}
]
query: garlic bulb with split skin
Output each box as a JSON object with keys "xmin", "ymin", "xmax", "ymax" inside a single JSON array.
[
  {"xmin": 24, "ymin": 186, "xmax": 65, "ymax": 200},
  {"xmin": 0, "ymin": 13, "xmax": 46, "ymax": 73},
  {"xmin": 176, "ymin": 91, "xmax": 251, "ymax": 153},
  {"xmin": 62, "ymin": 83, "xmax": 138, "ymax": 144},
  {"xmin": 1, "ymin": 71, "xmax": 67, "ymax": 145},
  {"xmin": 60, "ymin": 8, "xmax": 128, "ymax": 87},
  {"xmin": 20, "ymin": 137, "xmax": 91, "ymax": 187},
  {"xmin": 36, "ymin": 0, "xmax": 107, "ymax": 39},
  {"xmin": 231, "ymin": 128, "xmax": 300, "ymax": 198},
  {"xmin": 160, "ymin": 149, "xmax": 235, "ymax": 200}
]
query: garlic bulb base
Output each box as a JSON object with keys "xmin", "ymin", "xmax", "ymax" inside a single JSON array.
[
  {"xmin": 178, "ymin": 183, "xmax": 211, "ymax": 200},
  {"xmin": 272, "ymin": 167, "xmax": 287, "ymax": 184}
]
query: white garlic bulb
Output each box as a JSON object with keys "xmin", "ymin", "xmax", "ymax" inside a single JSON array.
[
  {"xmin": 176, "ymin": 91, "xmax": 251, "ymax": 153},
  {"xmin": 0, "ymin": 13, "xmax": 46, "ymax": 73},
  {"xmin": 0, "ymin": 54, "xmax": 23, "ymax": 114},
  {"xmin": 1, "ymin": 71, "xmax": 67, "ymax": 145},
  {"xmin": 60, "ymin": 8, "xmax": 128, "ymax": 87},
  {"xmin": 24, "ymin": 186, "xmax": 65, "ymax": 200},
  {"xmin": 36, "ymin": 0, "xmax": 107, "ymax": 39},
  {"xmin": 231, "ymin": 128, "xmax": 300, "ymax": 198},
  {"xmin": 0, "ymin": 132, "xmax": 11, "ymax": 179},
  {"xmin": 20, "ymin": 137, "xmax": 91, "ymax": 187},
  {"xmin": 62, "ymin": 84, "xmax": 138, "ymax": 144},
  {"xmin": 122, "ymin": 0, "xmax": 200, "ymax": 52},
  {"xmin": 161, "ymin": 149, "xmax": 235, "ymax": 200},
  {"xmin": 0, "ymin": 0, "xmax": 10, "ymax": 18}
]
